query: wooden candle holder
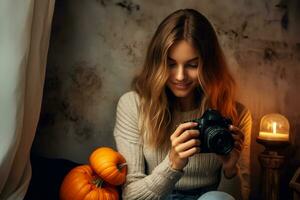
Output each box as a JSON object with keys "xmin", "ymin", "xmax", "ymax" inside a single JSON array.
[{"xmin": 256, "ymin": 137, "xmax": 290, "ymax": 200}]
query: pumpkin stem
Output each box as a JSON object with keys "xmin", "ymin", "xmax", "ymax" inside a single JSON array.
[
  {"xmin": 118, "ymin": 163, "xmax": 127, "ymax": 170},
  {"xmin": 93, "ymin": 178, "xmax": 104, "ymax": 188}
]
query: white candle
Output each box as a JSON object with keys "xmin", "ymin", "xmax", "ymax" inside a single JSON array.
[
  {"xmin": 259, "ymin": 122, "xmax": 289, "ymax": 141},
  {"xmin": 272, "ymin": 122, "xmax": 276, "ymax": 134}
]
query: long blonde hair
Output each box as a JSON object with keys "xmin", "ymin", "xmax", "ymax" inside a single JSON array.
[{"xmin": 132, "ymin": 9, "xmax": 237, "ymax": 148}]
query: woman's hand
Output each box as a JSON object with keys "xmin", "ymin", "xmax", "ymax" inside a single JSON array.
[
  {"xmin": 218, "ymin": 125, "xmax": 245, "ymax": 178},
  {"xmin": 169, "ymin": 122, "xmax": 201, "ymax": 171}
]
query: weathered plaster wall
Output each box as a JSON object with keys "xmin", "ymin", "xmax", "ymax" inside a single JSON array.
[{"xmin": 32, "ymin": 0, "xmax": 300, "ymax": 199}]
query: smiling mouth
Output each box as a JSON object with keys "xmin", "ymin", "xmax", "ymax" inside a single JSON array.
[{"xmin": 172, "ymin": 82, "xmax": 192, "ymax": 89}]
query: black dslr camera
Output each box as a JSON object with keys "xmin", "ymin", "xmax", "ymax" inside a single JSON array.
[{"xmin": 189, "ymin": 109, "xmax": 234, "ymax": 155}]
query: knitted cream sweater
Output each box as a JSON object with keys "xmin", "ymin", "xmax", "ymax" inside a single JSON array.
[{"xmin": 114, "ymin": 91, "xmax": 252, "ymax": 200}]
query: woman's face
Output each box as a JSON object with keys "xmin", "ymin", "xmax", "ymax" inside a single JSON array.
[{"xmin": 166, "ymin": 40, "xmax": 201, "ymax": 102}]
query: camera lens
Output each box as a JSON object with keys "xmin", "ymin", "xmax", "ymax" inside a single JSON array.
[{"xmin": 204, "ymin": 126, "xmax": 234, "ymax": 155}]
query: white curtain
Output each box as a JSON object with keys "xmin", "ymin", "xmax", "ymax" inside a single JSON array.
[{"xmin": 0, "ymin": 0, "xmax": 55, "ymax": 199}]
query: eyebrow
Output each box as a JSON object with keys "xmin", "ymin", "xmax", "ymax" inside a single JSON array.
[{"xmin": 167, "ymin": 56, "xmax": 199, "ymax": 62}]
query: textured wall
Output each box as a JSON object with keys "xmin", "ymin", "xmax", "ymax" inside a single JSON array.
[{"xmin": 32, "ymin": 0, "xmax": 300, "ymax": 199}]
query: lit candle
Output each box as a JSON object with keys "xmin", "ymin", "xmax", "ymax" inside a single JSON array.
[
  {"xmin": 272, "ymin": 122, "xmax": 276, "ymax": 134},
  {"xmin": 259, "ymin": 121, "xmax": 289, "ymax": 141}
]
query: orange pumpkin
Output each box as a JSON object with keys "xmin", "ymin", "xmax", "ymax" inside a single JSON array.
[
  {"xmin": 89, "ymin": 147, "xmax": 127, "ymax": 186},
  {"xmin": 60, "ymin": 165, "xmax": 119, "ymax": 200}
]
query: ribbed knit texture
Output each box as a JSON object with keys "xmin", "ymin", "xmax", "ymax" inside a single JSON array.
[{"xmin": 114, "ymin": 91, "xmax": 251, "ymax": 200}]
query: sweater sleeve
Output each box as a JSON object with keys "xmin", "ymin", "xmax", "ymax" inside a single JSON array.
[
  {"xmin": 113, "ymin": 91, "xmax": 183, "ymax": 200},
  {"xmin": 218, "ymin": 105, "xmax": 252, "ymax": 200}
]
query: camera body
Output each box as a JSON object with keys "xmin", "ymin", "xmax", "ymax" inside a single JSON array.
[{"xmin": 189, "ymin": 108, "xmax": 234, "ymax": 155}]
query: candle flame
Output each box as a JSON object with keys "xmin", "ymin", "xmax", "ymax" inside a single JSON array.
[{"xmin": 272, "ymin": 122, "xmax": 277, "ymax": 134}]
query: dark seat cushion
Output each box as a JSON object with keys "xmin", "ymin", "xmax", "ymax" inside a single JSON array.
[{"xmin": 24, "ymin": 155, "xmax": 79, "ymax": 200}]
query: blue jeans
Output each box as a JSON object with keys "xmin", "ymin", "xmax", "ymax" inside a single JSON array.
[
  {"xmin": 166, "ymin": 191, "xmax": 235, "ymax": 200},
  {"xmin": 198, "ymin": 191, "xmax": 235, "ymax": 200}
]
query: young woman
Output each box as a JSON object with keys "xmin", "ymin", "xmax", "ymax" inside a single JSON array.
[{"xmin": 113, "ymin": 9, "xmax": 252, "ymax": 200}]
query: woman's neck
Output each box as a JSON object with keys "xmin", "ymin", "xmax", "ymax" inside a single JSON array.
[{"xmin": 175, "ymin": 94, "xmax": 198, "ymax": 112}]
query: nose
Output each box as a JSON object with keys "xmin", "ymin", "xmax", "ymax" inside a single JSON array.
[{"xmin": 175, "ymin": 65, "xmax": 185, "ymax": 81}]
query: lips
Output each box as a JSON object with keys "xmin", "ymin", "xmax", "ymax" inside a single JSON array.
[{"xmin": 172, "ymin": 82, "xmax": 192, "ymax": 89}]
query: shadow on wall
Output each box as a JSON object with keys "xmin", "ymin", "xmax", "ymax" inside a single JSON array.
[{"xmin": 275, "ymin": 0, "xmax": 300, "ymax": 42}]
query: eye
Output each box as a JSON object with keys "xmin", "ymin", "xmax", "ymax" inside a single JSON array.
[
  {"xmin": 167, "ymin": 63, "xmax": 176, "ymax": 68},
  {"xmin": 186, "ymin": 63, "xmax": 198, "ymax": 68}
]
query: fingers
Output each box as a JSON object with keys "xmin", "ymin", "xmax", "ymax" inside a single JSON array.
[
  {"xmin": 177, "ymin": 147, "xmax": 201, "ymax": 159},
  {"xmin": 232, "ymin": 134, "xmax": 243, "ymax": 145},
  {"xmin": 231, "ymin": 147, "xmax": 241, "ymax": 158},
  {"xmin": 172, "ymin": 129, "xmax": 200, "ymax": 147},
  {"xmin": 229, "ymin": 125, "xmax": 245, "ymax": 153},
  {"xmin": 234, "ymin": 140, "xmax": 242, "ymax": 152},
  {"xmin": 170, "ymin": 122, "xmax": 198, "ymax": 140},
  {"xmin": 175, "ymin": 139, "xmax": 201, "ymax": 152},
  {"xmin": 229, "ymin": 125, "xmax": 245, "ymax": 141},
  {"xmin": 170, "ymin": 122, "xmax": 201, "ymax": 160},
  {"xmin": 218, "ymin": 126, "xmax": 244, "ymax": 167}
]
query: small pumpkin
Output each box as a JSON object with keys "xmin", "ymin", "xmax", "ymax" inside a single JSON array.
[
  {"xmin": 60, "ymin": 165, "xmax": 119, "ymax": 200},
  {"xmin": 89, "ymin": 147, "xmax": 127, "ymax": 186}
]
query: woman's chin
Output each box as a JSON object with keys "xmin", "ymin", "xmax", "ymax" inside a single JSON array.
[{"xmin": 171, "ymin": 90, "xmax": 193, "ymax": 98}]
